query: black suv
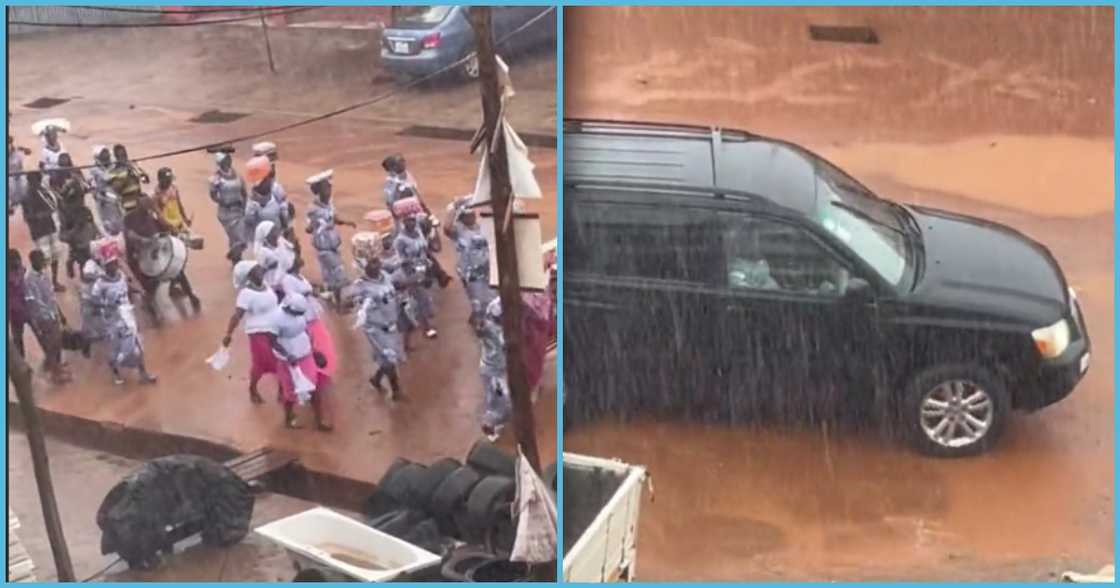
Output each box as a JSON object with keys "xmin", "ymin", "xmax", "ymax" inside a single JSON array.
[{"xmin": 563, "ymin": 119, "xmax": 1091, "ymax": 457}]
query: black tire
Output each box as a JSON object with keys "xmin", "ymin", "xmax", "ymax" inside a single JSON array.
[
  {"xmin": 373, "ymin": 509, "xmax": 425, "ymax": 538},
  {"xmin": 380, "ymin": 462, "xmax": 430, "ymax": 509},
  {"xmin": 902, "ymin": 364, "xmax": 1010, "ymax": 458},
  {"xmin": 415, "ymin": 458, "xmax": 461, "ymax": 509},
  {"xmin": 368, "ymin": 508, "xmax": 404, "ymax": 529},
  {"xmin": 487, "ymin": 510, "xmax": 516, "ymax": 556},
  {"xmin": 429, "ymin": 466, "xmax": 483, "ymax": 517},
  {"xmin": 400, "ymin": 517, "xmax": 446, "ymax": 555},
  {"xmin": 465, "ymin": 475, "xmax": 515, "ymax": 531},
  {"xmin": 465, "ymin": 440, "xmax": 515, "ymax": 477},
  {"xmin": 365, "ymin": 458, "xmax": 417, "ymax": 517},
  {"xmin": 441, "ymin": 547, "xmax": 499, "ymax": 582}
]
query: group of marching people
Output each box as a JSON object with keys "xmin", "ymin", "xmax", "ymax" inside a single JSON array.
[
  {"xmin": 7, "ymin": 123, "xmax": 555, "ymax": 441},
  {"xmin": 8, "ymin": 123, "xmax": 186, "ymax": 385}
]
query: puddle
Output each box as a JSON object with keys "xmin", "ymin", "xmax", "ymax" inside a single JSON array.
[
  {"xmin": 189, "ymin": 110, "xmax": 249, "ymax": 124},
  {"xmin": 24, "ymin": 97, "xmax": 70, "ymax": 109},
  {"xmin": 316, "ymin": 542, "xmax": 387, "ymax": 570}
]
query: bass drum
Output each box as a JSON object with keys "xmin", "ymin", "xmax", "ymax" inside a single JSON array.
[{"xmin": 139, "ymin": 235, "xmax": 188, "ymax": 281}]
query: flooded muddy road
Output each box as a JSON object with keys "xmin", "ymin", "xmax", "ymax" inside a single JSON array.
[
  {"xmin": 563, "ymin": 6, "xmax": 1113, "ymax": 581},
  {"xmin": 7, "ymin": 25, "xmax": 557, "ymax": 485}
]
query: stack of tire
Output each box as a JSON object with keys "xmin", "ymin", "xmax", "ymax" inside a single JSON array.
[{"xmin": 363, "ymin": 440, "xmax": 555, "ymax": 559}]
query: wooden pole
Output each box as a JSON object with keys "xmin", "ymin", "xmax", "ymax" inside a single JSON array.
[
  {"xmin": 468, "ymin": 6, "xmax": 542, "ymax": 474},
  {"xmin": 8, "ymin": 337, "xmax": 75, "ymax": 581},
  {"xmin": 259, "ymin": 8, "xmax": 277, "ymax": 74}
]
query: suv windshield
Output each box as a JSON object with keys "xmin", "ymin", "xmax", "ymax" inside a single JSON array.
[
  {"xmin": 391, "ymin": 6, "xmax": 452, "ymax": 28},
  {"xmin": 812, "ymin": 160, "xmax": 909, "ymax": 286}
]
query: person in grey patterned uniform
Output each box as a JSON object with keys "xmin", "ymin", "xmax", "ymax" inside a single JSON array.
[
  {"xmin": 208, "ymin": 151, "xmax": 248, "ymax": 263},
  {"xmin": 305, "ymin": 170, "xmax": 356, "ymax": 308}
]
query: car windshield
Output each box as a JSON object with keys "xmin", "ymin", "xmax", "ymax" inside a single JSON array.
[
  {"xmin": 391, "ymin": 6, "xmax": 452, "ymax": 27},
  {"xmin": 812, "ymin": 160, "xmax": 909, "ymax": 286}
]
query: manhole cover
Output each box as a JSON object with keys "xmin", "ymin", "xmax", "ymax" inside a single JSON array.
[
  {"xmin": 189, "ymin": 110, "xmax": 249, "ymax": 124},
  {"xmin": 398, "ymin": 125, "xmax": 556, "ymax": 149},
  {"xmin": 24, "ymin": 97, "xmax": 70, "ymax": 109}
]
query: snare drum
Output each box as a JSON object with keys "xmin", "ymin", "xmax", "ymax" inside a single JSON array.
[{"xmin": 138, "ymin": 235, "xmax": 188, "ymax": 281}]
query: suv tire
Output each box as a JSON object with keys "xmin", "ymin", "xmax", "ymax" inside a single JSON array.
[{"xmin": 903, "ymin": 364, "xmax": 1010, "ymax": 457}]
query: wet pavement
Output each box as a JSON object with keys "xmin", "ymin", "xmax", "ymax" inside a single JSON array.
[
  {"xmin": 563, "ymin": 6, "xmax": 1113, "ymax": 581},
  {"xmin": 7, "ymin": 431, "xmax": 328, "ymax": 582},
  {"xmin": 7, "ymin": 27, "xmax": 557, "ymax": 493}
]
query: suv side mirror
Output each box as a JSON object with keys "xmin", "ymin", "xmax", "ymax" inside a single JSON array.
[{"xmin": 845, "ymin": 277, "xmax": 873, "ymax": 301}]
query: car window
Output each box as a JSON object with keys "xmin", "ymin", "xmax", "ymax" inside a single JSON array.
[
  {"xmin": 721, "ymin": 214, "xmax": 851, "ymax": 297},
  {"xmin": 390, "ymin": 6, "xmax": 452, "ymax": 28},
  {"xmin": 566, "ymin": 198, "xmax": 718, "ymax": 285}
]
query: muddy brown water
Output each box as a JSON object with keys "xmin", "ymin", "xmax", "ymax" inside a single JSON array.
[
  {"xmin": 564, "ymin": 6, "xmax": 1113, "ymax": 582},
  {"xmin": 316, "ymin": 542, "xmax": 388, "ymax": 571}
]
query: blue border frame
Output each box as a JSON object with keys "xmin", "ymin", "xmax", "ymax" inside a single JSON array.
[{"xmin": 3, "ymin": 1, "xmax": 1119, "ymax": 585}]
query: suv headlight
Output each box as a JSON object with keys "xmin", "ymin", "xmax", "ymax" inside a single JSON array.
[{"xmin": 1032, "ymin": 318, "xmax": 1071, "ymax": 359}]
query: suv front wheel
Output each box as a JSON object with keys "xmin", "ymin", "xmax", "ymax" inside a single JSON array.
[{"xmin": 903, "ymin": 364, "xmax": 1010, "ymax": 457}]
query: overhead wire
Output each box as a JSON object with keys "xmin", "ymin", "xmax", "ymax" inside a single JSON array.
[
  {"xmin": 8, "ymin": 6, "xmax": 319, "ymax": 28},
  {"xmin": 68, "ymin": 5, "xmax": 312, "ymax": 15},
  {"xmin": 7, "ymin": 5, "xmax": 557, "ymax": 177}
]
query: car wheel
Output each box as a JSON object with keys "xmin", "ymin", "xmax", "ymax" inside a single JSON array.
[
  {"xmin": 459, "ymin": 53, "xmax": 480, "ymax": 80},
  {"xmin": 903, "ymin": 364, "xmax": 1010, "ymax": 457}
]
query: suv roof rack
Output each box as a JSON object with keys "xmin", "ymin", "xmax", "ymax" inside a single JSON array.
[
  {"xmin": 564, "ymin": 178, "xmax": 764, "ymax": 201},
  {"xmin": 564, "ymin": 118, "xmax": 755, "ymax": 141}
]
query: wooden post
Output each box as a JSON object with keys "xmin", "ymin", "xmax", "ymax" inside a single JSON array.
[
  {"xmin": 468, "ymin": 6, "xmax": 542, "ymax": 474},
  {"xmin": 259, "ymin": 8, "xmax": 277, "ymax": 74},
  {"xmin": 8, "ymin": 337, "xmax": 75, "ymax": 581}
]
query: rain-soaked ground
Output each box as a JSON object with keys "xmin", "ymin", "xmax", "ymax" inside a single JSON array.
[
  {"xmin": 563, "ymin": 6, "xmax": 1113, "ymax": 581},
  {"xmin": 7, "ymin": 25, "xmax": 556, "ymax": 491}
]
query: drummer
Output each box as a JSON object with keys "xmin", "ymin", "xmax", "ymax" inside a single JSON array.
[
  {"xmin": 152, "ymin": 167, "xmax": 194, "ymax": 297},
  {"xmin": 305, "ymin": 170, "xmax": 356, "ymax": 309},
  {"xmin": 123, "ymin": 193, "xmax": 201, "ymax": 315},
  {"xmin": 108, "ymin": 144, "xmax": 150, "ymax": 213}
]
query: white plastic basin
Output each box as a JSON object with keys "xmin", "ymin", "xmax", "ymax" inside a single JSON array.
[{"xmin": 254, "ymin": 507, "xmax": 440, "ymax": 582}]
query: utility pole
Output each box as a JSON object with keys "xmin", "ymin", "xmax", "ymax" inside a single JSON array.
[
  {"xmin": 8, "ymin": 338, "xmax": 75, "ymax": 581},
  {"xmin": 469, "ymin": 6, "xmax": 541, "ymax": 474}
]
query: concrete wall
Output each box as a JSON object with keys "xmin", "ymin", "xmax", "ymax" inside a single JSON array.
[{"xmin": 8, "ymin": 5, "xmax": 158, "ymax": 35}]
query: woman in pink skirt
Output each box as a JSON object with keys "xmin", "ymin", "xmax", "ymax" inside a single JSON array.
[
  {"xmin": 265, "ymin": 293, "xmax": 332, "ymax": 431},
  {"xmin": 280, "ymin": 256, "xmax": 337, "ymax": 380},
  {"xmin": 221, "ymin": 262, "xmax": 279, "ymax": 404}
]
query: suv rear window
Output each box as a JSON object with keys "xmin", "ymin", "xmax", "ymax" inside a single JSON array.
[
  {"xmin": 566, "ymin": 197, "xmax": 718, "ymax": 284},
  {"xmin": 390, "ymin": 6, "xmax": 452, "ymax": 28}
]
